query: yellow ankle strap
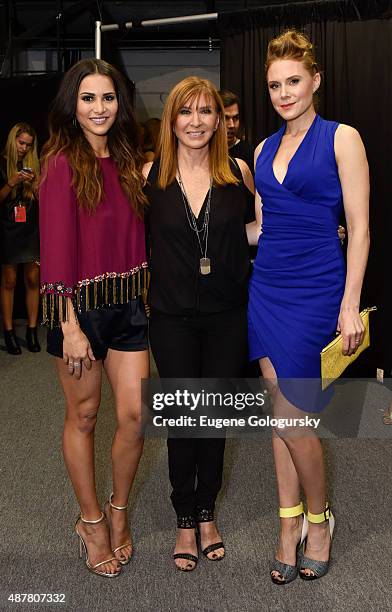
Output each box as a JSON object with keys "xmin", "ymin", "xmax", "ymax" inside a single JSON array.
[
  {"xmin": 279, "ymin": 502, "xmax": 304, "ymax": 518},
  {"xmin": 307, "ymin": 505, "xmax": 332, "ymax": 523}
]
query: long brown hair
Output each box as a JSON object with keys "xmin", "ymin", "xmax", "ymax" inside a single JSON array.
[
  {"xmin": 41, "ymin": 58, "xmax": 147, "ymax": 215},
  {"xmin": 156, "ymin": 76, "xmax": 238, "ymax": 190},
  {"xmin": 4, "ymin": 122, "xmax": 39, "ymax": 201}
]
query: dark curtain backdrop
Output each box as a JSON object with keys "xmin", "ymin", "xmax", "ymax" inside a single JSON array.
[
  {"xmin": 0, "ymin": 58, "xmax": 133, "ymax": 322},
  {"xmin": 219, "ymin": 0, "xmax": 392, "ymax": 375}
]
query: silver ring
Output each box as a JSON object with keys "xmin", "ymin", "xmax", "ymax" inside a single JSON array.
[
  {"xmin": 69, "ymin": 361, "xmax": 74, "ymax": 367},
  {"xmin": 74, "ymin": 362, "xmax": 81, "ymax": 368}
]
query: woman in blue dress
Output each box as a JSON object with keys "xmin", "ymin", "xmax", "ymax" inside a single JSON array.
[{"xmin": 247, "ymin": 31, "xmax": 370, "ymax": 583}]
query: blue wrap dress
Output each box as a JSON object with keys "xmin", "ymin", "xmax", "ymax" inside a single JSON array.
[{"xmin": 248, "ymin": 114, "xmax": 346, "ymax": 411}]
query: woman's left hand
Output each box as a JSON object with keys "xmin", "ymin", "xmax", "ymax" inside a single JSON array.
[
  {"xmin": 338, "ymin": 225, "xmax": 346, "ymax": 243},
  {"xmin": 337, "ymin": 306, "xmax": 365, "ymax": 355}
]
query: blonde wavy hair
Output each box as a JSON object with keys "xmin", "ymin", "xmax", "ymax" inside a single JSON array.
[
  {"xmin": 4, "ymin": 122, "xmax": 39, "ymax": 200},
  {"xmin": 156, "ymin": 76, "xmax": 238, "ymax": 190}
]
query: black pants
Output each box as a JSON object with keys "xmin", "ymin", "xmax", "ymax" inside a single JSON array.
[{"xmin": 149, "ymin": 306, "xmax": 248, "ymax": 518}]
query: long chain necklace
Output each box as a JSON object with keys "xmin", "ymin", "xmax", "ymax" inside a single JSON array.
[{"xmin": 177, "ymin": 168, "xmax": 212, "ymax": 275}]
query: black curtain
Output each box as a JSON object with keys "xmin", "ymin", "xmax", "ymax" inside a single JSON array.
[
  {"xmin": 219, "ymin": 0, "xmax": 392, "ymax": 375},
  {"xmin": 0, "ymin": 74, "xmax": 63, "ymax": 321}
]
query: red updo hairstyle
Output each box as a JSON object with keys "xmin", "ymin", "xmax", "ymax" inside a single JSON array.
[{"xmin": 265, "ymin": 30, "xmax": 319, "ymax": 77}]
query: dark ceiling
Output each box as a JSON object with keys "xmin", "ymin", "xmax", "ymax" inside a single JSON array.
[
  {"xmin": 0, "ymin": 1, "xmax": 314, "ymax": 50},
  {"xmin": 0, "ymin": 0, "xmax": 320, "ymax": 77}
]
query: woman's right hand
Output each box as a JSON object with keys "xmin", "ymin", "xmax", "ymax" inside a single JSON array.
[
  {"xmin": 8, "ymin": 170, "xmax": 34, "ymax": 187},
  {"xmin": 62, "ymin": 325, "xmax": 96, "ymax": 379}
]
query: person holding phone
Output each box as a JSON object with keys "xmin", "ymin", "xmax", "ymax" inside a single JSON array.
[{"xmin": 0, "ymin": 122, "xmax": 40, "ymax": 354}]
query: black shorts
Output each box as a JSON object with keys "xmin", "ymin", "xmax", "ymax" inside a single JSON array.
[{"xmin": 47, "ymin": 297, "xmax": 148, "ymax": 360}]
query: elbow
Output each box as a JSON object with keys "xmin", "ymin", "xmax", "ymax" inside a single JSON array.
[
  {"xmin": 347, "ymin": 224, "xmax": 370, "ymax": 244},
  {"xmin": 345, "ymin": 224, "xmax": 370, "ymax": 259},
  {"xmin": 363, "ymin": 227, "xmax": 370, "ymax": 251},
  {"xmin": 246, "ymin": 224, "xmax": 259, "ymax": 247}
]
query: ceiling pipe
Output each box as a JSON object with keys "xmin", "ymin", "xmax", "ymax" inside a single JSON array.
[
  {"xmin": 95, "ymin": 20, "xmax": 101, "ymax": 58},
  {"xmin": 141, "ymin": 13, "xmax": 218, "ymax": 27},
  {"xmin": 95, "ymin": 13, "xmax": 218, "ymax": 59},
  {"xmin": 101, "ymin": 22, "xmax": 133, "ymax": 32}
]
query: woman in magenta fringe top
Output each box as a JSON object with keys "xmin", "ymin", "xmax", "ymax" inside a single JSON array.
[{"xmin": 39, "ymin": 58, "xmax": 149, "ymax": 578}]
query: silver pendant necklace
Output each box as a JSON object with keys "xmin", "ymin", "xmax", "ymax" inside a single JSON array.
[{"xmin": 177, "ymin": 168, "xmax": 212, "ymax": 275}]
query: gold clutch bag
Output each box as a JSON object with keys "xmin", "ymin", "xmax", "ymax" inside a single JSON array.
[{"xmin": 320, "ymin": 307, "xmax": 377, "ymax": 390}]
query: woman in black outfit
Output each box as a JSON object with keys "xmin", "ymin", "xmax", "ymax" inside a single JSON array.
[
  {"xmin": 143, "ymin": 76, "xmax": 254, "ymax": 571},
  {"xmin": 0, "ymin": 122, "xmax": 40, "ymax": 354}
]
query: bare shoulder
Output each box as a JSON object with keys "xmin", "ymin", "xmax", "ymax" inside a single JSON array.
[
  {"xmin": 254, "ymin": 138, "xmax": 267, "ymax": 164},
  {"xmin": 235, "ymin": 157, "xmax": 251, "ymax": 175},
  {"xmin": 142, "ymin": 161, "xmax": 154, "ymax": 181},
  {"xmin": 335, "ymin": 123, "xmax": 362, "ymax": 143},
  {"xmin": 334, "ymin": 124, "xmax": 367, "ymax": 163},
  {"xmin": 235, "ymin": 158, "xmax": 254, "ymax": 193}
]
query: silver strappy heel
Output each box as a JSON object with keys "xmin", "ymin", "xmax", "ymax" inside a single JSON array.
[
  {"xmin": 75, "ymin": 512, "xmax": 121, "ymax": 578},
  {"xmin": 104, "ymin": 493, "xmax": 133, "ymax": 566}
]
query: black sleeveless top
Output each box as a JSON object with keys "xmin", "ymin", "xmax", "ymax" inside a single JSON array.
[
  {"xmin": 0, "ymin": 156, "xmax": 39, "ymax": 264},
  {"xmin": 144, "ymin": 160, "xmax": 254, "ymax": 315}
]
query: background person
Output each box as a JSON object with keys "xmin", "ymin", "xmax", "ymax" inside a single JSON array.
[
  {"xmin": 39, "ymin": 58, "xmax": 149, "ymax": 578},
  {"xmin": 247, "ymin": 30, "xmax": 370, "ymax": 583},
  {"xmin": 0, "ymin": 122, "xmax": 40, "ymax": 354},
  {"xmin": 142, "ymin": 117, "xmax": 161, "ymax": 162},
  {"xmin": 219, "ymin": 89, "xmax": 255, "ymax": 172},
  {"xmin": 219, "ymin": 89, "xmax": 260, "ymax": 274},
  {"xmin": 144, "ymin": 76, "xmax": 254, "ymax": 572}
]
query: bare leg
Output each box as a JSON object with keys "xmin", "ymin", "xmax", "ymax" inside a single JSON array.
[
  {"xmin": 260, "ymin": 357, "xmax": 330, "ymax": 581},
  {"xmin": 261, "ymin": 358, "xmax": 303, "ymax": 581},
  {"xmin": 272, "ymin": 388, "xmax": 330, "ymax": 576},
  {"xmin": 56, "ymin": 357, "xmax": 119, "ymax": 574},
  {"xmin": 261, "ymin": 358, "xmax": 301, "ymax": 506},
  {"xmin": 23, "ymin": 262, "xmax": 40, "ymax": 327},
  {"xmin": 103, "ymin": 348, "xmax": 149, "ymax": 562},
  {"xmin": 1, "ymin": 265, "xmax": 17, "ymax": 330}
]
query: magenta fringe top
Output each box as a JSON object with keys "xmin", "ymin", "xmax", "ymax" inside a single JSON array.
[{"xmin": 39, "ymin": 154, "xmax": 148, "ymax": 327}]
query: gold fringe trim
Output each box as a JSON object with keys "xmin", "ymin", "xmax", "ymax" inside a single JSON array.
[{"xmin": 41, "ymin": 264, "xmax": 149, "ymax": 328}]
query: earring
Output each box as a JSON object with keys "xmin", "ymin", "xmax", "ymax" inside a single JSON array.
[{"xmin": 72, "ymin": 117, "xmax": 78, "ymax": 129}]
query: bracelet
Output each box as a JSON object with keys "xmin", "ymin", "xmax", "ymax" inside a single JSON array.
[{"xmin": 7, "ymin": 182, "xmax": 13, "ymax": 189}]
